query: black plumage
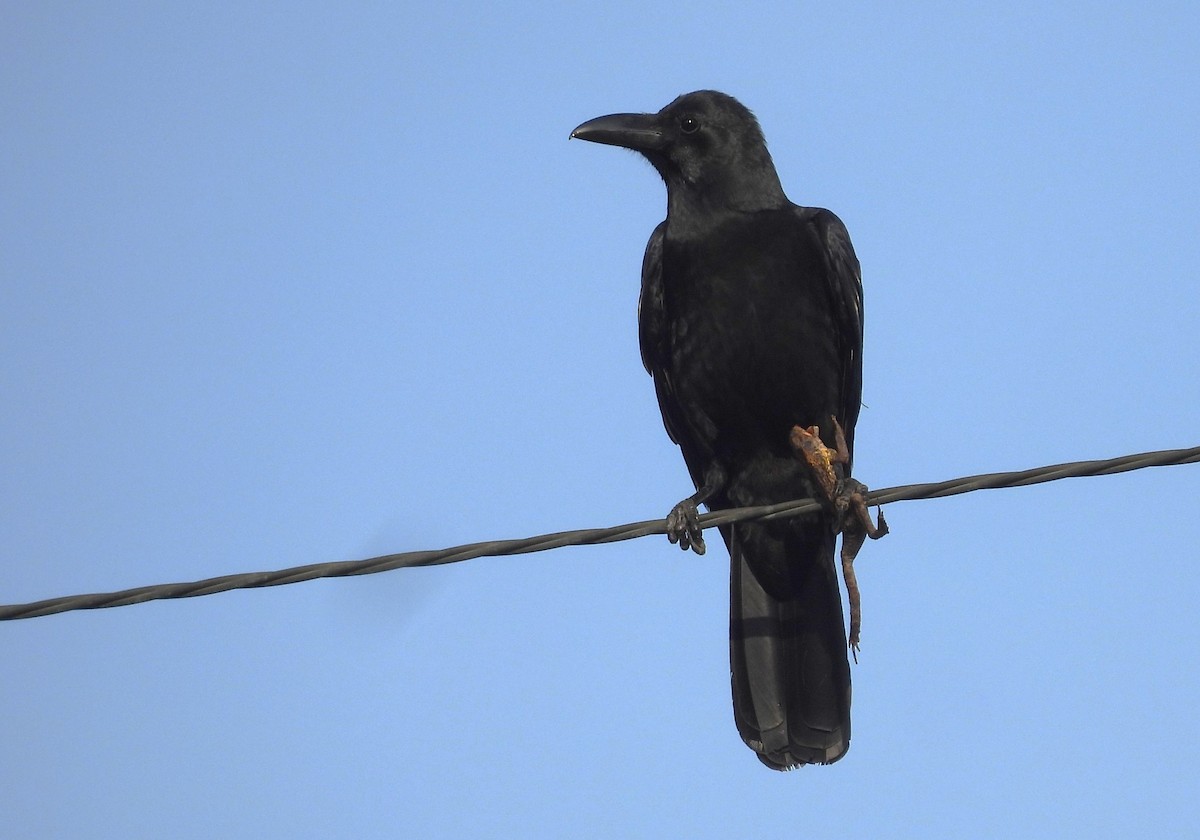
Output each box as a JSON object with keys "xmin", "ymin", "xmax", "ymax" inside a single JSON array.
[{"xmin": 572, "ymin": 91, "xmax": 865, "ymax": 769}]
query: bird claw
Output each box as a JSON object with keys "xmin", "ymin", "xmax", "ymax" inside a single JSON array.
[
  {"xmin": 836, "ymin": 477, "xmax": 889, "ymax": 543},
  {"xmin": 665, "ymin": 499, "xmax": 706, "ymax": 555}
]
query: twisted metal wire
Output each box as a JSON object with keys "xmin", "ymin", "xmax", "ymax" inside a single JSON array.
[{"xmin": 2, "ymin": 444, "xmax": 1197, "ymax": 622}]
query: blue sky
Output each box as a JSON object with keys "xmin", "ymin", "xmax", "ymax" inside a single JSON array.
[{"xmin": 3, "ymin": 3, "xmax": 1199, "ymax": 837}]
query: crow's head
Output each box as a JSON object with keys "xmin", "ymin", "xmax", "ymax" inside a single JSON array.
[{"xmin": 572, "ymin": 90, "xmax": 786, "ymax": 214}]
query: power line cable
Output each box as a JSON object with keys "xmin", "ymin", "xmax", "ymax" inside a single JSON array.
[{"xmin": 2, "ymin": 444, "xmax": 1197, "ymax": 622}]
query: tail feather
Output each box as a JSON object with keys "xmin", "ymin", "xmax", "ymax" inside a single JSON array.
[{"xmin": 728, "ymin": 521, "xmax": 851, "ymax": 768}]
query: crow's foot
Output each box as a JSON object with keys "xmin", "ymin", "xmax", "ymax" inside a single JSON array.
[{"xmin": 665, "ymin": 498, "xmax": 706, "ymax": 555}]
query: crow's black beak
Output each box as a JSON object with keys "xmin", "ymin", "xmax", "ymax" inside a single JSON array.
[{"xmin": 570, "ymin": 112, "xmax": 665, "ymax": 152}]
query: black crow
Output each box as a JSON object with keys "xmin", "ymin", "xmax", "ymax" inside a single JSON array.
[{"xmin": 572, "ymin": 91, "xmax": 865, "ymax": 769}]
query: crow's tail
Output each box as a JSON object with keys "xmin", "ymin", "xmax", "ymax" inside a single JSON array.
[{"xmin": 728, "ymin": 520, "xmax": 851, "ymax": 769}]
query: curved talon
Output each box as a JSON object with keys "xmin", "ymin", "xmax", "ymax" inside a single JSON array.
[
  {"xmin": 665, "ymin": 500, "xmax": 706, "ymax": 555},
  {"xmin": 868, "ymin": 506, "xmax": 888, "ymax": 540}
]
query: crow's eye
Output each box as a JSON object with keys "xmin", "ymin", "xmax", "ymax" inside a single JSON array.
[{"xmin": 679, "ymin": 116, "xmax": 700, "ymax": 134}]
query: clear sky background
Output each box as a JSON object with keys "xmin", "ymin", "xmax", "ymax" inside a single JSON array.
[{"xmin": 3, "ymin": 3, "xmax": 1199, "ymax": 838}]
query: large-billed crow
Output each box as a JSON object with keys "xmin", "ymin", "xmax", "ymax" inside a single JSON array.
[{"xmin": 572, "ymin": 91, "xmax": 865, "ymax": 769}]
